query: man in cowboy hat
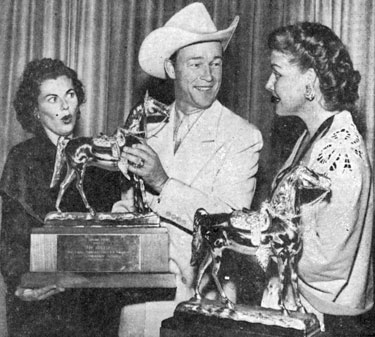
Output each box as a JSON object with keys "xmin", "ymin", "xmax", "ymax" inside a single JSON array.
[{"xmin": 117, "ymin": 3, "xmax": 263, "ymax": 336}]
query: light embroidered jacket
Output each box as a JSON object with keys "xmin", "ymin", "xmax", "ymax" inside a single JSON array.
[
  {"xmin": 273, "ymin": 110, "xmax": 373, "ymax": 316},
  {"xmin": 146, "ymin": 100, "xmax": 263, "ymax": 300}
]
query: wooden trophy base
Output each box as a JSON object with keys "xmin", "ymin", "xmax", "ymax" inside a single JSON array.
[
  {"xmin": 160, "ymin": 298, "xmax": 322, "ymax": 337},
  {"xmin": 27, "ymin": 212, "xmax": 173, "ymax": 288}
]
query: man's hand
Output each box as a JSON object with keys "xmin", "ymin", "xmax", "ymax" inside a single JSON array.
[
  {"xmin": 15, "ymin": 285, "xmax": 64, "ymax": 301},
  {"xmin": 123, "ymin": 142, "xmax": 169, "ymax": 194}
]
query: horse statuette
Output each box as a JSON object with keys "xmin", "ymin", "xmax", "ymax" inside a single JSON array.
[
  {"xmin": 50, "ymin": 92, "xmax": 169, "ymax": 216},
  {"xmin": 191, "ymin": 165, "xmax": 331, "ymax": 314}
]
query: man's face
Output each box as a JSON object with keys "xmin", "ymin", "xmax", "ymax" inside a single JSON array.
[{"xmin": 172, "ymin": 41, "xmax": 223, "ymax": 114}]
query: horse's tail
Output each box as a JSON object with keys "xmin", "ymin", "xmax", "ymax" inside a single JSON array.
[
  {"xmin": 190, "ymin": 208, "xmax": 208, "ymax": 266},
  {"xmin": 50, "ymin": 136, "xmax": 69, "ymax": 188}
]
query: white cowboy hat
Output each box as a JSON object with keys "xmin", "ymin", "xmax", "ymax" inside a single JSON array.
[{"xmin": 138, "ymin": 2, "xmax": 239, "ymax": 79}]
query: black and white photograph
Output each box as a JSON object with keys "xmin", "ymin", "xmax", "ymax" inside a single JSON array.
[{"xmin": 0, "ymin": 1, "xmax": 374, "ymax": 336}]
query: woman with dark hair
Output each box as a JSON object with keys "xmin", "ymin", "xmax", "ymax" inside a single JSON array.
[
  {"xmin": 0, "ymin": 58, "xmax": 121, "ymax": 336},
  {"xmin": 14, "ymin": 58, "xmax": 85, "ymax": 134},
  {"xmin": 263, "ymin": 22, "xmax": 373, "ymax": 335}
]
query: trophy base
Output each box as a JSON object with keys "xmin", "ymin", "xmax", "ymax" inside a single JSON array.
[
  {"xmin": 31, "ymin": 212, "xmax": 168, "ymax": 273},
  {"xmin": 160, "ymin": 298, "xmax": 322, "ymax": 337}
]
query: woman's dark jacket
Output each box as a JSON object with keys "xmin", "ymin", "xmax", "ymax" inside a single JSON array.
[{"xmin": 0, "ymin": 131, "xmax": 122, "ymax": 337}]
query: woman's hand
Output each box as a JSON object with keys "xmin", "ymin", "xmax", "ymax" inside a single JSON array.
[
  {"xmin": 15, "ymin": 285, "xmax": 64, "ymax": 301},
  {"xmin": 123, "ymin": 142, "xmax": 169, "ymax": 194}
]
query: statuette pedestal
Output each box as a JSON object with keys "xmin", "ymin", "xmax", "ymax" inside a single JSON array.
[{"xmin": 160, "ymin": 298, "xmax": 322, "ymax": 337}]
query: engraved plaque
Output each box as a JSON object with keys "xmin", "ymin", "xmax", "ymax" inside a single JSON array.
[
  {"xmin": 30, "ymin": 226, "xmax": 169, "ymax": 273},
  {"xmin": 57, "ymin": 235, "xmax": 141, "ymax": 272}
]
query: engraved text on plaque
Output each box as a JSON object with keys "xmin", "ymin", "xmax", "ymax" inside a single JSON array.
[{"xmin": 57, "ymin": 235, "xmax": 141, "ymax": 272}]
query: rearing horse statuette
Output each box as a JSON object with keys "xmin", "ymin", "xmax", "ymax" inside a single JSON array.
[{"xmin": 50, "ymin": 92, "xmax": 169, "ymax": 216}]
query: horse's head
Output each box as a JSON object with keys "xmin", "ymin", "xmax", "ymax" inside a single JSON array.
[
  {"xmin": 143, "ymin": 91, "xmax": 170, "ymax": 118},
  {"xmin": 124, "ymin": 92, "xmax": 169, "ymax": 135},
  {"xmin": 279, "ymin": 165, "xmax": 331, "ymax": 213},
  {"xmin": 292, "ymin": 165, "xmax": 331, "ymax": 192}
]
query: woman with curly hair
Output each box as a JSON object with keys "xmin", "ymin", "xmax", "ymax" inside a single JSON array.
[
  {"xmin": 263, "ymin": 22, "xmax": 373, "ymax": 335},
  {"xmin": 0, "ymin": 58, "xmax": 121, "ymax": 336}
]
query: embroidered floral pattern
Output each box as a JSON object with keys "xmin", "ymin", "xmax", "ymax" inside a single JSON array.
[{"xmin": 315, "ymin": 123, "xmax": 363, "ymax": 173}]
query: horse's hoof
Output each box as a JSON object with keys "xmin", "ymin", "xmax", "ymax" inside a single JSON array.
[{"xmin": 222, "ymin": 298, "xmax": 235, "ymax": 310}]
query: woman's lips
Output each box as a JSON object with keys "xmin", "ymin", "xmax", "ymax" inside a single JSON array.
[{"xmin": 61, "ymin": 114, "xmax": 73, "ymax": 124}]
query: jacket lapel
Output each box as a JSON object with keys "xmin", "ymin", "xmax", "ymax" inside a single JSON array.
[
  {"xmin": 146, "ymin": 103, "xmax": 175, "ymax": 174},
  {"xmin": 147, "ymin": 100, "xmax": 223, "ymax": 186},
  {"xmin": 271, "ymin": 130, "xmax": 307, "ymax": 191},
  {"xmin": 172, "ymin": 101, "xmax": 222, "ymax": 185},
  {"xmin": 282, "ymin": 130, "xmax": 307, "ymax": 170}
]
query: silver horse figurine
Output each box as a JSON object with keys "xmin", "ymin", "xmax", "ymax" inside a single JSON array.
[
  {"xmin": 50, "ymin": 92, "xmax": 169, "ymax": 216},
  {"xmin": 191, "ymin": 165, "xmax": 331, "ymax": 314}
]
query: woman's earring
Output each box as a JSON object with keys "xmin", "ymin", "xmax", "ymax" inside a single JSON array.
[
  {"xmin": 305, "ymin": 84, "xmax": 315, "ymax": 101},
  {"xmin": 33, "ymin": 111, "xmax": 40, "ymax": 120}
]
